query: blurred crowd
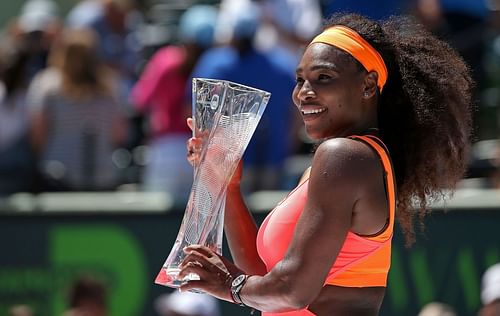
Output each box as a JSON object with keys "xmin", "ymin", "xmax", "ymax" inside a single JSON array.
[{"xmin": 0, "ymin": 0, "xmax": 499, "ymax": 205}]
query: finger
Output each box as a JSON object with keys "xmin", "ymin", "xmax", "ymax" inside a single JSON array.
[
  {"xmin": 187, "ymin": 117, "xmax": 194, "ymax": 131},
  {"xmin": 179, "ymin": 280, "xmax": 205, "ymax": 293},
  {"xmin": 180, "ymin": 250, "xmax": 212, "ymax": 270},
  {"xmin": 184, "ymin": 245, "xmax": 215, "ymax": 258},
  {"xmin": 177, "ymin": 262, "xmax": 210, "ymax": 280},
  {"xmin": 187, "ymin": 138, "xmax": 203, "ymax": 152}
]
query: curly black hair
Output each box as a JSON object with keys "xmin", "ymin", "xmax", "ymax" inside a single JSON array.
[{"xmin": 324, "ymin": 13, "xmax": 474, "ymax": 245}]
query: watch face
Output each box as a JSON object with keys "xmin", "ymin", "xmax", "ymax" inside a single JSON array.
[{"xmin": 232, "ymin": 274, "xmax": 246, "ymax": 287}]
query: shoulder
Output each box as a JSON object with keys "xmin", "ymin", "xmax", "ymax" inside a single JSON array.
[
  {"xmin": 313, "ymin": 137, "xmax": 378, "ymax": 166},
  {"xmin": 310, "ymin": 137, "xmax": 381, "ymax": 187}
]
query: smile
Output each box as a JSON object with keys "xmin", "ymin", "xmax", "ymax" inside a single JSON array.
[{"xmin": 301, "ymin": 108, "xmax": 326, "ymax": 115}]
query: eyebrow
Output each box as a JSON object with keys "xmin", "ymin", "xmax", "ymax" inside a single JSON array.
[{"xmin": 296, "ymin": 62, "xmax": 340, "ymax": 74}]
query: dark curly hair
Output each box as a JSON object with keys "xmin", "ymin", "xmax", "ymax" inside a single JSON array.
[{"xmin": 324, "ymin": 14, "xmax": 474, "ymax": 245}]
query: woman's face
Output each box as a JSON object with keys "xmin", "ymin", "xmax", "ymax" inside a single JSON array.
[{"xmin": 293, "ymin": 43, "xmax": 372, "ymax": 140}]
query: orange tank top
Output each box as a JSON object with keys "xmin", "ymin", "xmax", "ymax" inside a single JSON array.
[{"xmin": 256, "ymin": 135, "xmax": 396, "ymax": 316}]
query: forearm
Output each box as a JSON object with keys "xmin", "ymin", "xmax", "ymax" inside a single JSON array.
[
  {"xmin": 225, "ymin": 186, "xmax": 267, "ymax": 275},
  {"xmin": 238, "ymin": 261, "xmax": 312, "ymax": 312}
]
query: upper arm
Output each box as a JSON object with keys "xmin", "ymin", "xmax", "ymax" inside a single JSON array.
[{"xmin": 269, "ymin": 138, "xmax": 375, "ymax": 302}]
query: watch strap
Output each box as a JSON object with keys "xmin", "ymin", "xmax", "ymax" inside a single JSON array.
[{"xmin": 231, "ymin": 274, "xmax": 249, "ymax": 306}]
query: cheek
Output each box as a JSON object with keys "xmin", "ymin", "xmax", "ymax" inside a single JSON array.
[{"xmin": 292, "ymin": 88, "xmax": 300, "ymax": 107}]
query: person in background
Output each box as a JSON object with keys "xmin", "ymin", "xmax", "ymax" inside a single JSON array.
[
  {"xmin": 0, "ymin": 42, "xmax": 36, "ymax": 195},
  {"xmin": 66, "ymin": 0, "xmax": 142, "ymax": 111},
  {"xmin": 30, "ymin": 28, "xmax": 127, "ymax": 191},
  {"xmin": 257, "ymin": 0, "xmax": 322, "ymax": 60},
  {"xmin": 63, "ymin": 275, "xmax": 108, "ymax": 316},
  {"xmin": 154, "ymin": 291, "xmax": 220, "ymax": 316},
  {"xmin": 478, "ymin": 263, "xmax": 500, "ymax": 316},
  {"xmin": 191, "ymin": 3, "xmax": 298, "ymax": 192},
  {"xmin": 14, "ymin": 0, "xmax": 62, "ymax": 82},
  {"xmin": 322, "ymin": 0, "xmax": 406, "ymax": 21},
  {"xmin": 130, "ymin": 5, "xmax": 217, "ymax": 205},
  {"xmin": 180, "ymin": 12, "xmax": 472, "ymax": 315}
]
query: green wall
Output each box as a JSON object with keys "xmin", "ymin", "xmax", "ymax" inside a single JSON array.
[{"xmin": 1, "ymin": 209, "xmax": 499, "ymax": 316}]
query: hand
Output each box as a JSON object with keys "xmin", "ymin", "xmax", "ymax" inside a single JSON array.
[
  {"xmin": 186, "ymin": 118, "xmax": 243, "ymax": 189},
  {"xmin": 186, "ymin": 118, "xmax": 203, "ymax": 166},
  {"xmin": 177, "ymin": 245, "xmax": 245, "ymax": 302}
]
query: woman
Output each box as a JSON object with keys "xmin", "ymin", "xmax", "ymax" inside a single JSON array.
[
  {"xmin": 30, "ymin": 28, "xmax": 127, "ymax": 191},
  {"xmin": 178, "ymin": 13, "xmax": 473, "ymax": 315}
]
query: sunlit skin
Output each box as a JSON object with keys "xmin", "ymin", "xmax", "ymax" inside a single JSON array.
[
  {"xmin": 293, "ymin": 43, "xmax": 379, "ymax": 140},
  {"xmin": 179, "ymin": 43, "xmax": 389, "ymax": 315}
]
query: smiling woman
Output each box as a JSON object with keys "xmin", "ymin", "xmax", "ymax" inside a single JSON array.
[{"xmin": 179, "ymin": 13, "xmax": 473, "ymax": 316}]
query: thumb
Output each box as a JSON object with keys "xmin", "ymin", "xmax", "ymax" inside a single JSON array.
[{"xmin": 186, "ymin": 117, "xmax": 194, "ymax": 131}]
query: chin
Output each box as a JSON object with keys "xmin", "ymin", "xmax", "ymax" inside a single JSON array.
[{"xmin": 305, "ymin": 128, "xmax": 336, "ymax": 141}]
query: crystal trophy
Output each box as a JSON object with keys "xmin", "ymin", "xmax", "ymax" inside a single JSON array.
[{"xmin": 155, "ymin": 78, "xmax": 270, "ymax": 288}]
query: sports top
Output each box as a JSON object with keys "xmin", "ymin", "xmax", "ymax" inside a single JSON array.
[{"xmin": 255, "ymin": 135, "xmax": 396, "ymax": 316}]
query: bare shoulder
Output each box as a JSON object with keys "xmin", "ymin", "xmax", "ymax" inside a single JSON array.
[
  {"xmin": 307, "ymin": 137, "xmax": 385, "ymax": 228},
  {"xmin": 311, "ymin": 137, "xmax": 380, "ymax": 178}
]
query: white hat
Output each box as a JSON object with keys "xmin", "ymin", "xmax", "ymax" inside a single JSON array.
[
  {"xmin": 154, "ymin": 291, "xmax": 220, "ymax": 316},
  {"xmin": 18, "ymin": 0, "xmax": 59, "ymax": 32},
  {"xmin": 481, "ymin": 263, "xmax": 500, "ymax": 305}
]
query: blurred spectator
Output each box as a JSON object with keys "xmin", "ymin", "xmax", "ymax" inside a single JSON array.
[
  {"xmin": 322, "ymin": 0, "xmax": 406, "ymax": 21},
  {"xmin": 66, "ymin": 0, "xmax": 142, "ymax": 104},
  {"xmin": 215, "ymin": 0, "xmax": 322, "ymax": 64},
  {"xmin": 8, "ymin": 305, "xmax": 34, "ymax": 316},
  {"xmin": 412, "ymin": 0, "xmax": 488, "ymax": 70},
  {"xmin": 0, "ymin": 41, "xmax": 37, "ymax": 195},
  {"xmin": 465, "ymin": 139, "xmax": 500, "ymax": 188},
  {"xmin": 257, "ymin": 0, "xmax": 322, "ymax": 60},
  {"xmin": 192, "ymin": 2, "xmax": 299, "ymax": 192},
  {"xmin": 29, "ymin": 28, "xmax": 127, "ymax": 191},
  {"xmin": 154, "ymin": 291, "xmax": 220, "ymax": 316},
  {"xmin": 63, "ymin": 275, "xmax": 108, "ymax": 316},
  {"xmin": 130, "ymin": 5, "xmax": 217, "ymax": 204},
  {"xmin": 418, "ymin": 302, "xmax": 457, "ymax": 316},
  {"xmin": 479, "ymin": 263, "xmax": 500, "ymax": 316},
  {"xmin": 15, "ymin": 0, "xmax": 62, "ymax": 81},
  {"xmin": 412, "ymin": 0, "xmax": 488, "ymax": 110}
]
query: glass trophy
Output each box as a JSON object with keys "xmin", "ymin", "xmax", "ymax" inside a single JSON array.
[{"xmin": 155, "ymin": 78, "xmax": 271, "ymax": 288}]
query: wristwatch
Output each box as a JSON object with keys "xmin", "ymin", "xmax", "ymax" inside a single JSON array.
[{"xmin": 230, "ymin": 274, "xmax": 249, "ymax": 306}]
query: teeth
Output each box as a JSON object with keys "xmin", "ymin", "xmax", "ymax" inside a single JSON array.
[{"xmin": 302, "ymin": 108, "xmax": 326, "ymax": 115}]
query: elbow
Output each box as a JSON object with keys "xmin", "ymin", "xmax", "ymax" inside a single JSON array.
[
  {"xmin": 264, "ymin": 261, "xmax": 322, "ymax": 312},
  {"xmin": 285, "ymin": 286, "xmax": 316, "ymax": 310},
  {"xmin": 272, "ymin": 276, "xmax": 317, "ymax": 311}
]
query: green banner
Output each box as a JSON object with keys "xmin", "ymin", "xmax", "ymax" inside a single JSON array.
[{"xmin": 0, "ymin": 209, "xmax": 499, "ymax": 316}]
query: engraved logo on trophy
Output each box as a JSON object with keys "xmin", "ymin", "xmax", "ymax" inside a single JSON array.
[{"xmin": 155, "ymin": 78, "xmax": 270, "ymax": 288}]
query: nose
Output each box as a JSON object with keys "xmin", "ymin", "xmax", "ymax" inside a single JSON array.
[{"xmin": 297, "ymin": 82, "xmax": 316, "ymax": 102}]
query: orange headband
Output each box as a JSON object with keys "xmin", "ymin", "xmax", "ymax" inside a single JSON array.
[{"xmin": 310, "ymin": 25, "xmax": 388, "ymax": 91}]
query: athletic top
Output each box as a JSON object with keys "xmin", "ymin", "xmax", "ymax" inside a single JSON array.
[{"xmin": 256, "ymin": 135, "xmax": 396, "ymax": 316}]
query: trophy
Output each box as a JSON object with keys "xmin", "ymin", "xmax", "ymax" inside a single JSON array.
[{"xmin": 155, "ymin": 78, "xmax": 270, "ymax": 288}]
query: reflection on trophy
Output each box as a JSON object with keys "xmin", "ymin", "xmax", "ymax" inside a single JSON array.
[{"xmin": 155, "ymin": 78, "xmax": 270, "ymax": 288}]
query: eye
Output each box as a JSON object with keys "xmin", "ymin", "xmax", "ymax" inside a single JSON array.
[
  {"xmin": 295, "ymin": 76, "xmax": 304, "ymax": 85},
  {"xmin": 318, "ymin": 74, "xmax": 332, "ymax": 82}
]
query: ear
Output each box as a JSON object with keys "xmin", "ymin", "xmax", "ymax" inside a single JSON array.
[{"xmin": 362, "ymin": 71, "xmax": 379, "ymax": 99}]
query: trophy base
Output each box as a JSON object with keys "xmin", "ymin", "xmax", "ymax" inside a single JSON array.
[{"xmin": 155, "ymin": 267, "xmax": 204, "ymax": 293}]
